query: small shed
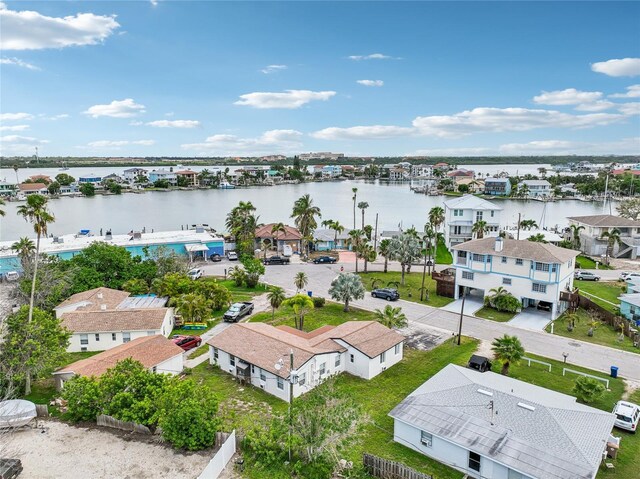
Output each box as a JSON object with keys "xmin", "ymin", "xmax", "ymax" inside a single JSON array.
[{"xmin": 467, "ymin": 355, "xmax": 492, "ymax": 373}]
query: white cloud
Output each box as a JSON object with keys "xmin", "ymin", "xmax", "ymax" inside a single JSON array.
[
  {"xmin": 610, "ymin": 84, "xmax": 640, "ymax": 99},
  {"xmin": 574, "ymin": 101, "xmax": 615, "ymax": 112},
  {"xmin": 260, "ymin": 64, "xmax": 287, "ymax": 74},
  {"xmin": 311, "ymin": 125, "xmax": 414, "ymax": 140},
  {"xmin": 356, "ymin": 80, "xmax": 384, "ymax": 87},
  {"xmin": 150, "ymin": 0, "xmax": 159, "ymax": 6},
  {"xmin": 85, "ymin": 139, "xmax": 155, "ymax": 148},
  {"xmin": 0, "ymin": 125, "xmax": 29, "ymax": 132},
  {"xmin": 234, "ymin": 90, "xmax": 336, "ymax": 109},
  {"xmin": 533, "ymin": 88, "xmax": 602, "ymax": 105},
  {"xmin": 146, "ymin": 120, "xmax": 200, "ymax": 128},
  {"xmin": 0, "ymin": 133, "xmax": 49, "ymax": 155},
  {"xmin": 498, "ymin": 140, "xmax": 580, "ymax": 154},
  {"xmin": 0, "ymin": 57, "xmax": 40, "ymax": 70},
  {"xmin": 591, "ymin": 58, "xmax": 640, "ymax": 77},
  {"xmin": 0, "ymin": 135, "xmax": 48, "ymax": 145},
  {"xmin": 129, "ymin": 121, "xmax": 144, "ymax": 126},
  {"xmin": 0, "ymin": 112, "xmax": 33, "ymax": 121},
  {"xmin": 618, "ymin": 102, "xmax": 640, "ymax": 115},
  {"xmin": 348, "ymin": 53, "xmax": 397, "ymax": 61},
  {"xmin": 182, "ymin": 129, "xmax": 303, "ymax": 154},
  {"xmin": 84, "ymin": 99, "xmax": 146, "ymax": 118},
  {"xmin": 0, "ymin": 3, "xmax": 120, "ymax": 50},
  {"xmin": 49, "ymin": 114, "xmax": 70, "ymax": 120}
]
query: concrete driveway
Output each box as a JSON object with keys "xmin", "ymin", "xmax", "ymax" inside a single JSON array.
[
  {"xmin": 442, "ymin": 296, "xmax": 484, "ymax": 316},
  {"xmin": 508, "ymin": 308, "xmax": 552, "ymax": 331}
]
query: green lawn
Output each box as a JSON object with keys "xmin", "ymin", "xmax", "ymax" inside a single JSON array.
[
  {"xmin": 358, "ymin": 271, "xmax": 455, "ymax": 308},
  {"xmin": 547, "ymin": 308, "xmax": 638, "ymax": 354},
  {"xmin": 474, "ymin": 306, "xmax": 516, "ymax": 322},
  {"xmin": 431, "ymin": 238, "xmax": 453, "ymax": 265},
  {"xmin": 23, "ymin": 379, "xmax": 58, "ymax": 406},
  {"xmin": 575, "ymin": 280, "xmax": 624, "ymax": 313},
  {"xmin": 576, "ymin": 255, "xmax": 613, "ymax": 270},
  {"xmin": 614, "ymin": 389, "xmax": 640, "ymax": 479},
  {"xmin": 189, "ymin": 343, "xmax": 210, "ymax": 359},
  {"xmin": 250, "ymin": 301, "xmax": 378, "ymax": 331}
]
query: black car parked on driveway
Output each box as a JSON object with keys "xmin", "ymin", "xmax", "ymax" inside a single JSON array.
[
  {"xmin": 263, "ymin": 256, "xmax": 290, "ymax": 265},
  {"xmin": 371, "ymin": 288, "xmax": 400, "ymax": 301},
  {"xmin": 313, "ymin": 256, "xmax": 337, "ymax": 264}
]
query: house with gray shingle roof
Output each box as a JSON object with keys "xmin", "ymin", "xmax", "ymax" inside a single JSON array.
[
  {"xmin": 390, "ymin": 364, "xmax": 615, "ymax": 479},
  {"xmin": 567, "ymin": 215, "xmax": 640, "ymax": 259}
]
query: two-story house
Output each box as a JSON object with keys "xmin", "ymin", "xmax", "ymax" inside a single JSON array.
[
  {"xmin": 517, "ymin": 179, "xmax": 551, "ymax": 197},
  {"xmin": 443, "ymin": 195, "xmax": 502, "ymax": 248},
  {"xmin": 452, "ymin": 237, "xmax": 579, "ymax": 318},
  {"xmin": 484, "ymin": 177, "xmax": 512, "ymax": 196},
  {"xmin": 567, "ymin": 214, "xmax": 640, "ymax": 259},
  {"xmin": 148, "ymin": 168, "xmax": 177, "ymax": 185},
  {"xmin": 411, "ymin": 164, "xmax": 433, "ymax": 178},
  {"xmin": 123, "ymin": 167, "xmax": 148, "ymax": 183},
  {"xmin": 322, "ymin": 165, "xmax": 342, "ymax": 178}
]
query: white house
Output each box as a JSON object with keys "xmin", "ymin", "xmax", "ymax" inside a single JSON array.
[
  {"xmin": 517, "ymin": 179, "xmax": 551, "ymax": 197},
  {"xmin": 123, "ymin": 167, "xmax": 148, "ymax": 183},
  {"xmin": 390, "ymin": 364, "xmax": 615, "ymax": 479},
  {"xmin": 148, "ymin": 168, "xmax": 177, "ymax": 185},
  {"xmin": 321, "ymin": 165, "xmax": 342, "ymax": 178},
  {"xmin": 452, "ymin": 237, "xmax": 579, "ymax": 319},
  {"xmin": 53, "ymin": 335, "xmax": 184, "ymax": 390},
  {"xmin": 567, "ymin": 214, "xmax": 640, "ymax": 260},
  {"xmin": 411, "ymin": 164, "xmax": 433, "ymax": 178},
  {"xmin": 443, "ymin": 195, "xmax": 502, "ymax": 247},
  {"xmin": 208, "ymin": 321, "xmax": 404, "ymax": 402}
]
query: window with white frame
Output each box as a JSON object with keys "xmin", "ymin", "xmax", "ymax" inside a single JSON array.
[
  {"xmin": 230, "ymin": 355, "xmax": 235, "ymax": 366},
  {"xmin": 501, "ymin": 256, "xmax": 507, "ymax": 264},
  {"xmin": 350, "ymin": 354, "xmax": 354, "ymax": 363},
  {"xmin": 395, "ymin": 344, "xmax": 401, "ymax": 355},
  {"xmin": 122, "ymin": 332, "xmax": 130, "ymax": 343},
  {"xmin": 277, "ymin": 377, "xmax": 284, "ymax": 390},
  {"xmin": 462, "ymin": 271, "xmax": 474, "ymax": 280},
  {"xmin": 515, "ymin": 258, "xmax": 523, "ymax": 265},
  {"xmin": 551, "ymin": 264, "xmax": 557, "ymax": 273},
  {"xmin": 298, "ymin": 372, "xmax": 306, "ymax": 386},
  {"xmin": 532, "ymin": 283, "xmax": 547, "ymax": 293},
  {"xmin": 468, "ymin": 451, "xmax": 481, "ymax": 472},
  {"xmin": 94, "ymin": 333, "xmax": 100, "ymax": 342},
  {"xmin": 319, "ymin": 363, "xmax": 326, "ymax": 376},
  {"xmin": 380, "ymin": 352, "xmax": 386, "ymax": 363},
  {"xmin": 214, "ymin": 348, "xmax": 219, "ymax": 361},
  {"xmin": 535, "ymin": 263, "xmax": 550, "ymax": 272},
  {"xmin": 502, "ymin": 278, "xmax": 512, "ymax": 285},
  {"xmin": 260, "ymin": 369, "xmax": 266, "ymax": 381},
  {"xmin": 421, "ymin": 431, "xmax": 433, "ymax": 447},
  {"xmin": 112, "ymin": 332, "xmax": 116, "ymax": 341},
  {"xmin": 335, "ymin": 354, "xmax": 341, "ymax": 367},
  {"xmin": 80, "ymin": 334, "xmax": 88, "ymax": 345},
  {"xmin": 476, "ymin": 211, "xmax": 483, "ymax": 222},
  {"xmin": 491, "ymin": 210, "xmax": 495, "ymax": 217},
  {"xmin": 472, "ymin": 253, "xmax": 484, "ymax": 262}
]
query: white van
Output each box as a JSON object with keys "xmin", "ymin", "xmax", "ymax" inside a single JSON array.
[
  {"xmin": 613, "ymin": 401, "xmax": 640, "ymax": 433},
  {"xmin": 4, "ymin": 271, "xmax": 20, "ymax": 282},
  {"xmin": 282, "ymin": 244, "xmax": 293, "ymax": 257}
]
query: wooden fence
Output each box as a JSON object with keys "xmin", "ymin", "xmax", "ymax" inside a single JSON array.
[
  {"xmin": 578, "ymin": 295, "xmax": 633, "ymax": 336},
  {"xmin": 96, "ymin": 414, "xmax": 152, "ymax": 434},
  {"xmin": 363, "ymin": 453, "xmax": 433, "ymax": 479}
]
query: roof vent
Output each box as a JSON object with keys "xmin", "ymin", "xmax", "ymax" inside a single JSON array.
[
  {"xmin": 100, "ymin": 304, "xmax": 107, "ymax": 311},
  {"xmin": 494, "ymin": 237, "xmax": 504, "ymax": 252},
  {"xmin": 97, "ymin": 292, "xmax": 103, "ymax": 299},
  {"xmin": 477, "ymin": 388, "xmax": 493, "ymax": 397},
  {"xmin": 518, "ymin": 402, "xmax": 535, "ymax": 412}
]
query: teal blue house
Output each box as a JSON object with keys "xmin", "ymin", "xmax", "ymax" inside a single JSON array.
[{"xmin": 619, "ymin": 293, "xmax": 640, "ymax": 325}]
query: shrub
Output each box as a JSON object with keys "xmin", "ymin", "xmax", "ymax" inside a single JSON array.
[
  {"xmin": 122, "ymin": 278, "xmax": 149, "ymax": 295},
  {"xmin": 312, "ymin": 296, "xmax": 326, "ymax": 308},
  {"xmin": 493, "ymin": 293, "xmax": 521, "ymax": 313},
  {"xmin": 62, "ymin": 376, "xmax": 102, "ymax": 421},
  {"xmin": 572, "ymin": 376, "xmax": 606, "ymax": 403}
]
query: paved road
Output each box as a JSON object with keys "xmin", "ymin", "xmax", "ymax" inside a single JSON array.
[{"xmin": 200, "ymin": 259, "xmax": 640, "ymax": 382}]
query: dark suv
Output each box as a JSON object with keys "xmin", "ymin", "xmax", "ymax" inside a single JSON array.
[
  {"xmin": 313, "ymin": 256, "xmax": 337, "ymax": 264},
  {"xmin": 263, "ymin": 256, "xmax": 290, "ymax": 265},
  {"xmin": 371, "ymin": 288, "xmax": 400, "ymax": 301}
]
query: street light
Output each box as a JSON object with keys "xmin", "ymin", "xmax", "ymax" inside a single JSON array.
[{"xmin": 275, "ymin": 349, "xmax": 296, "ymax": 462}]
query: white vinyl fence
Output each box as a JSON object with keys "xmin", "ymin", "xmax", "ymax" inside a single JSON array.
[{"xmin": 197, "ymin": 430, "xmax": 237, "ymax": 479}]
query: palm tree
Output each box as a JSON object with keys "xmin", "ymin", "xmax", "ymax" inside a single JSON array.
[
  {"xmin": 197, "ymin": 168, "xmax": 211, "ymax": 186},
  {"xmin": 378, "ymin": 239, "xmax": 392, "ymax": 273},
  {"xmin": 519, "ymin": 219, "xmax": 538, "ymax": 231},
  {"xmin": 294, "ymin": 271, "xmax": 309, "ymax": 292},
  {"xmin": 267, "ymin": 287, "xmax": 286, "ymax": 321},
  {"xmin": 291, "ymin": 194, "xmax": 321, "ymax": 257},
  {"xmin": 389, "ymin": 233, "xmax": 421, "ymax": 285},
  {"xmin": 421, "ymin": 224, "xmax": 436, "ymax": 301},
  {"xmin": 0, "ymin": 197, "xmax": 5, "ymax": 217},
  {"xmin": 472, "ymin": 220, "xmax": 488, "ymax": 239},
  {"xmin": 600, "ymin": 228, "xmax": 621, "ymax": 265},
  {"xmin": 357, "ymin": 201, "xmax": 369, "ymax": 230},
  {"xmin": 487, "ymin": 286, "xmax": 508, "ymax": 307},
  {"xmin": 375, "ymin": 305, "xmax": 408, "ymax": 329},
  {"xmin": 13, "ymin": 164, "xmax": 19, "ymax": 184},
  {"xmin": 283, "ymin": 293, "xmax": 314, "ymax": 330},
  {"xmin": 11, "ymin": 237, "xmax": 35, "ymax": 270},
  {"xmin": 351, "ymin": 187, "xmax": 358, "ymax": 229},
  {"xmin": 527, "ymin": 233, "xmax": 547, "ymax": 243},
  {"xmin": 360, "ymin": 243, "xmax": 377, "ymax": 273},
  {"xmin": 175, "ymin": 293, "xmax": 210, "ymax": 324},
  {"xmin": 348, "ymin": 229, "xmax": 364, "ymax": 273},
  {"xmin": 271, "ymin": 222, "xmax": 286, "ymax": 253},
  {"xmin": 491, "ymin": 334, "xmax": 525, "ymax": 376},
  {"xmin": 428, "ymin": 206, "xmax": 445, "ymax": 233},
  {"xmin": 329, "ymin": 272, "xmax": 365, "ymax": 312},
  {"xmin": 569, "ymin": 224, "xmax": 585, "ymax": 250},
  {"xmin": 225, "ymin": 201, "xmax": 258, "ymax": 255}
]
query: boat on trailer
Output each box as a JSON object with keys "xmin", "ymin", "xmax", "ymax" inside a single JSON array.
[{"xmin": 0, "ymin": 400, "xmax": 37, "ymax": 428}]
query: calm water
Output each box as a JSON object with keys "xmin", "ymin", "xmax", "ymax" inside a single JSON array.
[{"xmin": 0, "ymin": 174, "xmax": 613, "ymax": 242}]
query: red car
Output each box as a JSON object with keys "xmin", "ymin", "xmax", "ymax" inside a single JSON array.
[{"xmin": 171, "ymin": 335, "xmax": 202, "ymax": 351}]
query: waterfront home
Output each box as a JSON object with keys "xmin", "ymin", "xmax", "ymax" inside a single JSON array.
[
  {"xmin": 148, "ymin": 168, "xmax": 177, "ymax": 185},
  {"xmin": 447, "ymin": 168, "xmax": 474, "ymax": 178},
  {"xmin": 79, "ymin": 174, "xmax": 103, "ymax": 185},
  {"xmin": 567, "ymin": 214, "xmax": 640, "ymax": 260},
  {"xmin": 175, "ymin": 169, "xmax": 199, "ymax": 187},
  {"xmin": 208, "ymin": 321, "xmax": 404, "ymax": 402},
  {"xmin": 613, "ymin": 168, "xmax": 640, "ymax": 176},
  {"xmin": 313, "ymin": 228, "xmax": 352, "ymax": 250},
  {"xmin": 18, "ymin": 183, "xmax": 48, "ymax": 196},
  {"xmin": 53, "ymin": 335, "xmax": 184, "ymax": 390},
  {"xmin": 254, "ymin": 223, "xmax": 302, "ymax": 254},
  {"xmin": 411, "ymin": 164, "xmax": 433, "ymax": 178},
  {"xmin": 619, "ymin": 293, "xmax": 640, "ymax": 325},
  {"xmin": 443, "ymin": 195, "xmax": 502, "ymax": 248},
  {"xmin": 484, "ymin": 177, "xmax": 512, "ymax": 196},
  {"xmin": 517, "ymin": 179, "xmax": 551, "ymax": 197},
  {"xmin": 452, "ymin": 237, "xmax": 578, "ymax": 318},
  {"xmin": 260, "ymin": 154, "xmax": 287, "ymax": 162},
  {"xmin": 0, "ymin": 229, "xmax": 225, "ymax": 275},
  {"xmin": 123, "ymin": 167, "xmax": 148, "ymax": 182},
  {"xmin": 102, "ymin": 173, "xmax": 123, "ymax": 184},
  {"xmin": 28, "ymin": 174, "xmax": 51, "ymax": 183},
  {"xmin": 299, "ymin": 152, "xmax": 344, "ymax": 161},
  {"xmin": 0, "ymin": 181, "xmax": 17, "ymax": 197},
  {"xmin": 390, "ymin": 364, "xmax": 614, "ymax": 479},
  {"xmin": 389, "ymin": 166, "xmax": 410, "ymax": 181},
  {"xmin": 54, "ymin": 286, "xmax": 168, "ymax": 318},
  {"xmin": 322, "ymin": 165, "xmax": 342, "ymax": 178},
  {"xmin": 341, "ymin": 164, "xmax": 356, "ymax": 177},
  {"xmin": 455, "ymin": 177, "xmax": 484, "ymax": 193}
]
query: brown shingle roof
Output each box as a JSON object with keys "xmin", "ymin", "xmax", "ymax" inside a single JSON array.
[
  {"xmin": 254, "ymin": 223, "xmax": 302, "ymax": 241},
  {"xmin": 310, "ymin": 321, "xmax": 405, "ymax": 358},
  {"xmin": 452, "ymin": 237, "xmax": 579, "ymax": 263},
  {"xmin": 567, "ymin": 215, "xmax": 640, "ymax": 228},
  {"xmin": 55, "ymin": 287, "xmax": 130, "ymax": 312},
  {"xmin": 19, "ymin": 183, "xmax": 47, "ymax": 192},
  {"xmin": 56, "ymin": 335, "xmax": 183, "ymax": 377},
  {"xmin": 60, "ymin": 308, "xmax": 170, "ymax": 333}
]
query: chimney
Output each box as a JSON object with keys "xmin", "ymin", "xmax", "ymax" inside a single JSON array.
[
  {"xmin": 100, "ymin": 304, "xmax": 107, "ymax": 311},
  {"xmin": 494, "ymin": 237, "xmax": 504, "ymax": 253},
  {"xmin": 97, "ymin": 292, "xmax": 103, "ymax": 299}
]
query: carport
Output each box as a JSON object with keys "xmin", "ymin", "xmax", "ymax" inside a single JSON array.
[{"xmin": 185, "ymin": 243, "xmax": 210, "ymax": 262}]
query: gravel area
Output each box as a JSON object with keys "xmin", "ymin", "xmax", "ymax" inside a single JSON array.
[{"xmin": 7, "ymin": 420, "xmax": 211, "ymax": 479}]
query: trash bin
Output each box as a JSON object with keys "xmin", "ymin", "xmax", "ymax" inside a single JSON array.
[
  {"xmin": 307, "ymin": 291, "xmax": 313, "ymax": 297},
  {"xmin": 610, "ymin": 366, "xmax": 618, "ymax": 378}
]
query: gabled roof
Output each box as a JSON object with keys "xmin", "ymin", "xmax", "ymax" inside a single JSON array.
[
  {"xmin": 254, "ymin": 223, "xmax": 302, "ymax": 240},
  {"xmin": 444, "ymin": 194, "xmax": 502, "ymax": 211},
  {"xmin": 313, "ymin": 228, "xmax": 351, "ymax": 241},
  {"xmin": 19, "ymin": 183, "xmax": 47, "ymax": 191},
  {"xmin": 567, "ymin": 214, "xmax": 640, "ymax": 228},
  {"xmin": 519, "ymin": 179, "xmax": 551, "ymax": 186},
  {"xmin": 55, "ymin": 287, "xmax": 130, "ymax": 312},
  {"xmin": 55, "ymin": 335, "xmax": 183, "ymax": 377},
  {"xmin": 175, "ymin": 170, "xmax": 197, "ymax": 175},
  {"xmin": 60, "ymin": 308, "xmax": 169, "ymax": 333},
  {"xmin": 452, "ymin": 237, "xmax": 578, "ymax": 263},
  {"xmin": 389, "ymin": 364, "xmax": 614, "ymax": 479},
  {"xmin": 619, "ymin": 293, "xmax": 640, "ymax": 307}
]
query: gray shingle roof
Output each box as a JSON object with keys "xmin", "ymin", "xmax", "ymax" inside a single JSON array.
[
  {"xmin": 390, "ymin": 365, "xmax": 614, "ymax": 479},
  {"xmin": 452, "ymin": 237, "xmax": 579, "ymax": 263},
  {"xmin": 567, "ymin": 215, "xmax": 640, "ymax": 228}
]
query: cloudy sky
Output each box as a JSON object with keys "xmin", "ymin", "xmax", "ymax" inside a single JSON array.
[{"xmin": 1, "ymin": 1, "xmax": 639, "ymax": 157}]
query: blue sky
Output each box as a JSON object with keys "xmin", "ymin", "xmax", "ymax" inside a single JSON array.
[{"xmin": 1, "ymin": 1, "xmax": 639, "ymax": 157}]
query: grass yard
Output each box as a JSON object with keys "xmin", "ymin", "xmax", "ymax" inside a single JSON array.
[
  {"xmin": 431, "ymin": 238, "xmax": 453, "ymax": 265},
  {"xmin": 612, "ymin": 388, "xmax": 640, "ymax": 479},
  {"xmin": 576, "ymin": 255, "xmax": 613, "ymax": 270},
  {"xmin": 250, "ymin": 301, "xmax": 378, "ymax": 331},
  {"xmin": 575, "ymin": 280, "xmax": 624, "ymax": 313},
  {"xmin": 188, "ymin": 343, "xmax": 210, "ymax": 359},
  {"xmin": 358, "ymin": 271, "xmax": 455, "ymax": 308},
  {"xmin": 23, "ymin": 379, "xmax": 58, "ymax": 406},
  {"xmin": 474, "ymin": 306, "xmax": 516, "ymax": 322},
  {"xmin": 547, "ymin": 308, "xmax": 638, "ymax": 354}
]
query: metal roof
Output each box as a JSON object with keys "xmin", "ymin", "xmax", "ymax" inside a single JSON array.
[{"xmin": 444, "ymin": 194, "xmax": 503, "ymax": 211}]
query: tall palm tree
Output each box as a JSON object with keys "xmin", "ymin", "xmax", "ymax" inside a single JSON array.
[
  {"xmin": 11, "ymin": 237, "xmax": 35, "ymax": 270},
  {"xmin": 328, "ymin": 272, "xmax": 365, "ymax": 312},
  {"xmin": 331, "ymin": 220, "xmax": 345, "ymax": 250},
  {"xmin": 267, "ymin": 287, "xmax": 286, "ymax": 321},
  {"xmin": 357, "ymin": 201, "xmax": 369, "ymax": 230},
  {"xmin": 527, "ymin": 233, "xmax": 547, "ymax": 243},
  {"xmin": 351, "ymin": 187, "xmax": 358, "ymax": 229},
  {"xmin": 491, "ymin": 334, "xmax": 525, "ymax": 376},
  {"xmin": 175, "ymin": 293, "xmax": 210, "ymax": 324},
  {"xmin": 0, "ymin": 197, "xmax": 5, "ymax": 216},
  {"xmin": 348, "ymin": 229, "xmax": 364, "ymax": 273},
  {"xmin": 421, "ymin": 223, "xmax": 436, "ymax": 301},
  {"xmin": 600, "ymin": 228, "xmax": 622, "ymax": 265},
  {"xmin": 291, "ymin": 194, "xmax": 321, "ymax": 257},
  {"xmin": 472, "ymin": 220, "xmax": 488, "ymax": 239},
  {"xmin": 271, "ymin": 222, "xmax": 286, "ymax": 253},
  {"xmin": 389, "ymin": 233, "xmax": 421, "ymax": 285},
  {"xmin": 519, "ymin": 219, "xmax": 538, "ymax": 231},
  {"xmin": 225, "ymin": 201, "xmax": 258, "ymax": 255},
  {"xmin": 283, "ymin": 293, "xmax": 314, "ymax": 330},
  {"xmin": 360, "ymin": 243, "xmax": 376, "ymax": 273},
  {"xmin": 378, "ymin": 239, "xmax": 392, "ymax": 273},
  {"xmin": 569, "ymin": 224, "xmax": 585, "ymax": 250},
  {"xmin": 294, "ymin": 271, "xmax": 309, "ymax": 292},
  {"xmin": 374, "ymin": 305, "xmax": 408, "ymax": 329},
  {"xmin": 428, "ymin": 206, "xmax": 445, "ymax": 233}
]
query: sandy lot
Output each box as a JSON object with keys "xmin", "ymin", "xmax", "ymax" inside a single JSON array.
[{"xmin": 6, "ymin": 420, "xmax": 211, "ymax": 479}]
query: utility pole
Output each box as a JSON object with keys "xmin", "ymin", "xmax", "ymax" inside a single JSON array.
[
  {"xmin": 516, "ymin": 213, "xmax": 521, "ymax": 240},
  {"xmin": 373, "ymin": 213, "xmax": 379, "ymax": 253},
  {"xmin": 602, "ymin": 173, "xmax": 609, "ymax": 214},
  {"xmin": 288, "ymin": 349, "xmax": 294, "ymax": 463},
  {"xmin": 457, "ymin": 286, "xmax": 466, "ymax": 346}
]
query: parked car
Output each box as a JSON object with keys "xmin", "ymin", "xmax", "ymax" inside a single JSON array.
[
  {"xmin": 171, "ymin": 335, "xmax": 202, "ymax": 351},
  {"xmin": 612, "ymin": 401, "xmax": 640, "ymax": 433},
  {"xmin": 625, "ymin": 272, "xmax": 640, "ymax": 283},
  {"xmin": 537, "ymin": 301, "xmax": 553, "ymax": 312},
  {"xmin": 227, "ymin": 251, "xmax": 238, "ymax": 261},
  {"xmin": 263, "ymin": 256, "xmax": 290, "ymax": 265},
  {"xmin": 3, "ymin": 271, "xmax": 19, "ymax": 282},
  {"xmin": 209, "ymin": 253, "xmax": 222, "ymax": 262},
  {"xmin": 223, "ymin": 302, "xmax": 254, "ymax": 322},
  {"xmin": 313, "ymin": 256, "xmax": 337, "ymax": 264},
  {"xmin": 371, "ymin": 288, "xmax": 400, "ymax": 301},
  {"xmin": 574, "ymin": 271, "xmax": 600, "ymax": 281},
  {"xmin": 282, "ymin": 245, "xmax": 293, "ymax": 257},
  {"xmin": 187, "ymin": 268, "xmax": 203, "ymax": 280},
  {"xmin": 619, "ymin": 271, "xmax": 631, "ymax": 281}
]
